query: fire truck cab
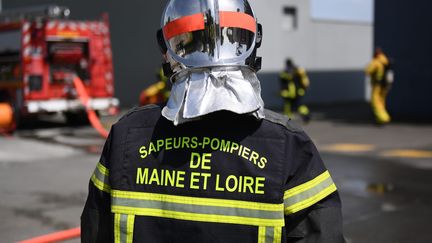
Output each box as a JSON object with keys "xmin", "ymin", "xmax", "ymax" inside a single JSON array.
[{"xmin": 0, "ymin": 6, "xmax": 118, "ymax": 130}]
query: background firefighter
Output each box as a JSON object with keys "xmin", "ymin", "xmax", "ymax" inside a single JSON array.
[
  {"xmin": 365, "ymin": 47, "xmax": 394, "ymax": 124},
  {"xmin": 280, "ymin": 58, "xmax": 311, "ymax": 123},
  {"xmin": 139, "ymin": 68, "xmax": 170, "ymax": 106}
]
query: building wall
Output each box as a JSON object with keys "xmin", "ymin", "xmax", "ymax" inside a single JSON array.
[
  {"xmin": 375, "ymin": 0, "xmax": 432, "ymax": 119},
  {"xmin": 4, "ymin": 0, "xmax": 372, "ymax": 109},
  {"xmin": 250, "ymin": 0, "xmax": 373, "ymax": 108}
]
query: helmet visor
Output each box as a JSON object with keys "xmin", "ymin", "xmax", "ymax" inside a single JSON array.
[{"xmin": 162, "ymin": 0, "xmax": 257, "ymax": 67}]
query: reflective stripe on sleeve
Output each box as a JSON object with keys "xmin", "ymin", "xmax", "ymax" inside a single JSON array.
[
  {"xmin": 114, "ymin": 214, "xmax": 135, "ymax": 243},
  {"xmin": 284, "ymin": 171, "xmax": 337, "ymax": 215},
  {"xmin": 111, "ymin": 190, "xmax": 285, "ymax": 227},
  {"xmin": 91, "ymin": 162, "xmax": 111, "ymax": 193}
]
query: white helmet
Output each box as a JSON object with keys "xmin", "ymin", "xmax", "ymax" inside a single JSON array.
[{"xmin": 157, "ymin": 0, "xmax": 263, "ymax": 78}]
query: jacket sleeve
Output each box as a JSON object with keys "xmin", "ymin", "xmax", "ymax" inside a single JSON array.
[
  {"xmin": 81, "ymin": 132, "xmax": 114, "ymax": 243},
  {"xmin": 297, "ymin": 68, "xmax": 310, "ymax": 89},
  {"xmin": 365, "ymin": 60, "xmax": 377, "ymax": 76},
  {"xmin": 283, "ymin": 131, "xmax": 345, "ymax": 243}
]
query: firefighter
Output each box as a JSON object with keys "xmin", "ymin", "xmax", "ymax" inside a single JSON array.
[
  {"xmin": 280, "ymin": 58, "xmax": 311, "ymax": 123},
  {"xmin": 139, "ymin": 68, "xmax": 170, "ymax": 106},
  {"xmin": 81, "ymin": 0, "xmax": 345, "ymax": 242},
  {"xmin": 366, "ymin": 47, "xmax": 393, "ymax": 124}
]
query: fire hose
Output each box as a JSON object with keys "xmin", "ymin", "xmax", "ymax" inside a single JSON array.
[
  {"xmin": 0, "ymin": 76, "xmax": 110, "ymax": 138},
  {"xmin": 17, "ymin": 227, "xmax": 80, "ymax": 243},
  {"xmin": 10, "ymin": 77, "xmax": 109, "ymax": 242},
  {"xmin": 16, "ymin": 77, "xmax": 106, "ymax": 242},
  {"xmin": 72, "ymin": 76, "xmax": 109, "ymax": 138}
]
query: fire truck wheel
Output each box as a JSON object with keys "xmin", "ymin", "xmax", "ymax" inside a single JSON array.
[{"xmin": 64, "ymin": 110, "xmax": 91, "ymax": 126}]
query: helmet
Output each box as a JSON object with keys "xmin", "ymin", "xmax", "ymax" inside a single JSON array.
[{"xmin": 157, "ymin": 0, "xmax": 263, "ymax": 78}]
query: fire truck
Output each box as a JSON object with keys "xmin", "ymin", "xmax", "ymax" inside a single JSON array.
[{"xmin": 0, "ymin": 6, "xmax": 118, "ymax": 132}]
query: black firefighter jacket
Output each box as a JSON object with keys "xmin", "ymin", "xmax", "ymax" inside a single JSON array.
[{"xmin": 81, "ymin": 105, "xmax": 345, "ymax": 243}]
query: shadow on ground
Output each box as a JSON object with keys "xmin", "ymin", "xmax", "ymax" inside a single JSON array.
[
  {"xmin": 308, "ymin": 102, "xmax": 432, "ymax": 126},
  {"xmin": 17, "ymin": 115, "xmax": 85, "ymax": 131}
]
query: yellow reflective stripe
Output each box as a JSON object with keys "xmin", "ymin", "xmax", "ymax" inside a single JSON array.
[
  {"xmin": 273, "ymin": 227, "xmax": 282, "ymax": 243},
  {"xmin": 257, "ymin": 226, "xmax": 282, "ymax": 243},
  {"xmin": 96, "ymin": 162, "xmax": 109, "ymax": 176},
  {"xmin": 265, "ymin": 227, "xmax": 274, "ymax": 243},
  {"xmin": 280, "ymin": 72, "xmax": 292, "ymax": 80},
  {"xmin": 91, "ymin": 162, "xmax": 110, "ymax": 193},
  {"xmin": 112, "ymin": 190, "xmax": 282, "ymax": 212},
  {"xmin": 298, "ymin": 105, "xmax": 309, "ymax": 115},
  {"xmin": 258, "ymin": 226, "xmax": 266, "ymax": 243},
  {"xmin": 284, "ymin": 171, "xmax": 331, "ymax": 199},
  {"xmin": 126, "ymin": 215, "xmax": 135, "ymax": 243},
  {"xmin": 287, "ymin": 82, "xmax": 296, "ymax": 99},
  {"xmin": 114, "ymin": 214, "xmax": 121, "ymax": 243},
  {"xmin": 114, "ymin": 214, "xmax": 135, "ymax": 243},
  {"xmin": 112, "ymin": 205, "xmax": 284, "ymax": 227},
  {"xmin": 91, "ymin": 174, "xmax": 111, "ymax": 193},
  {"xmin": 114, "ymin": 197, "xmax": 281, "ymax": 221},
  {"xmin": 284, "ymin": 171, "xmax": 337, "ymax": 215},
  {"xmin": 285, "ymin": 183, "xmax": 337, "ymax": 215}
]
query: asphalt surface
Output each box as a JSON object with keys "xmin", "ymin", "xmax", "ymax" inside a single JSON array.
[{"xmin": 1, "ymin": 104, "xmax": 431, "ymax": 243}]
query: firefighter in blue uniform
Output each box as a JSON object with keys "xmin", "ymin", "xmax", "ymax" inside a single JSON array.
[{"xmin": 81, "ymin": 0, "xmax": 345, "ymax": 242}]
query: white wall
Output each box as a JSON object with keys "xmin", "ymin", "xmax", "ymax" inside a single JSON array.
[
  {"xmin": 250, "ymin": 0, "xmax": 373, "ymax": 72},
  {"xmin": 250, "ymin": 0, "xmax": 373, "ymax": 106}
]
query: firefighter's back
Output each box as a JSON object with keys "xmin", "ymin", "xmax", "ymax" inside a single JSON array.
[{"xmin": 100, "ymin": 105, "xmax": 305, "ymax": 243}]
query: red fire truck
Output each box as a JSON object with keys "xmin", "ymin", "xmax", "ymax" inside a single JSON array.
[{"xmin": 0, "ymin": 6, "xmax": 118, "ymax": 132}]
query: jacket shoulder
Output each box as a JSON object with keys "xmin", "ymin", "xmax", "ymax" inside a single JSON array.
[
  {"xmin": 116, "ymin": 104, "xmax": 161, "ymax": 125},
  {"xmin": 263, "ymin": 109, "xmax": 303, "ymax": 133}
]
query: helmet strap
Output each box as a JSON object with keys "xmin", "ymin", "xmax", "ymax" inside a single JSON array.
[
  {"xmin": 246, "ymin": 23, "xmax": 263, "ymax": 72},
  {"xmin": 156, "ymin": 29, "xmax": 167, "ymax": 54},
  {"xmin": 157, "ymin": 29, "xmax": 175, "ymax": 79}
]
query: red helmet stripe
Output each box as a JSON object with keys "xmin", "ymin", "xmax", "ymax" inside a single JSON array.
[
  {"xmin": 163, "ymin": 11, "xmax": 256, "ymax": 40},
  {"xmin": 220, "ymin": 11, "xmax": 256, "ymax": 33},
  {"xmin": 163, "ymin": 13, "xmax": 205, "ymax": 40}
]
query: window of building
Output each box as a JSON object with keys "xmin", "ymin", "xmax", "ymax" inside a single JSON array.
[{"xmin": 282, "ymin": 6, "xmax": 297, "ymax": 31}]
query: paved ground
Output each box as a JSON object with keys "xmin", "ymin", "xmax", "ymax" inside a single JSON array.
[
  {"xmin": 306, "ymin": 104, "xmax": 432, "ymax": 243},
  {"xmin": 1, "ymin": 104, "xmax": 431, "ymax": 243}
]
